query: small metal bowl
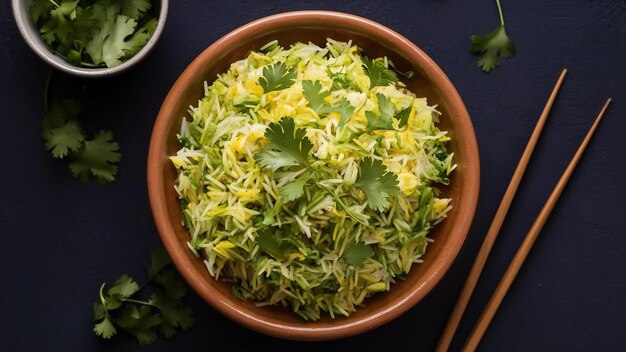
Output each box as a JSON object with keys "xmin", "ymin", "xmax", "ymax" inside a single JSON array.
[{"xmin": 11, "ymin": 0, "xmax": 168, "ymax": 78}]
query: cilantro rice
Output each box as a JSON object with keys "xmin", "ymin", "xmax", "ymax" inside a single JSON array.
[{"xmin": 170, "ymin": 39, "xmax": 455, "ymax": 320}]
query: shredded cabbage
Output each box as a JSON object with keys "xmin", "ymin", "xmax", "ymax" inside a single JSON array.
[{"xmin": 170, "ymin": 39, "xmax": 455, "ymax": 320}]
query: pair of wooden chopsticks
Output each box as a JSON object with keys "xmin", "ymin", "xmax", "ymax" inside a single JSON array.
[{"xmin": 436, "ymin": 69, "xmax": 612, "ymax": 352}]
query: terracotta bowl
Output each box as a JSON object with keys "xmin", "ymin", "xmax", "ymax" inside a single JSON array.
[{"xmin": 148, "ymin": 11, "xmax": 479, "ymax": 341}]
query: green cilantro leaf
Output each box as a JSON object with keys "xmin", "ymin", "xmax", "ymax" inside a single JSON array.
[
  {"xmin": 39, "ymin": 0, "xmax": 79, "ymax": 46},
  {"xmin": 279, "ymin": 172, "xmax": 313, "ymax": 202},
  {"xmin": 334, "ymin": 98, "xmax": 356, "ymax": 129},
  {"xmin": 396, "ymin": 105, "xmax": 412, "ymax": 129},
  {"xmin": 100, "ymin": 15, "xmax": 138, "ymax": 67},
  {"xmin": 93, "ymin": 282, "xmax": 119, "ymax": 339},
  {"xmin": 42, "ymin": 99, "xmax": 83, "ymax": 131},
  {"xmin": 122, "ymin": 17, "xmax": 157, "ymax": 58},
  {"xmin": 343, "ymin": 241, "xmax": 374, "ymax": 267},
  {"xmin": 327, "ymin": 67, "xmax": 351, "ymax": 90},
  {"xmin": 153, "ymin": 269, "xmax": 187, "ymax": 301},
  {"xmin": 69, "ymin": 130, "xmax": 121, "ymax": 184},
  {"xmin": 44, "ymin": 120, "xmax": 85, "ymax": 158},
  {"xmin": 116, "ymin": 306, "xmax": 161, "ymax": 346},
  {"xmin": 145, "ymin": 247, "xmax": 172, "ymax": 280},
  {"xmin": 255, "ymin": 117, "xmax": 312, "ymax": 172},
  {"xmin": 388, "ymin": 60, "xmax": 415, "ymax": 79},
  {"xmin": 42, "ymin": 99, "xmax": 86, "ymax": 159},
  {"xmin": 258, "ymin": 62, "xmax": 297, "ymax": 93},
  {"xmin": 93, "ymin": 315, "xmax": 117, "ymax": 339},
  {"xmin": 40, "ymin": 98, "xmax": 122, "ymax": 183},
  {"xmin": 362, "ymin": 56, "xmax": 398, "ymax": 89},
  {"xmin": 86, "ymin": 4, "xmax": 139, "ymax": 68},
  {"xmin": 108, "ymin": 274, "xmax": 140, "ymax": 298},
  {"xmin": 302, "ymin": 80, "xmax": 330, "ymax": 115},
  {"xmin": 32, "ymin": 0, "xmax": 157, "ymax": 68},
  {"xmin": 96, "ymin": 285, "xmax": 122, "ymax": 312},
  {"xmin": 257, "ymin": 230, "xmax": 290, "ymax": 259},
  {"xmin": 85, "ymin": 3, "xmax": 118, "ymax": 65},
  {"xmin": 365, "ymin": 93, "xmax": 395, "ymax": 131},
  {"xmin": 29, "ymin": 0, "xmax": 55, "ymax": 24},
  {"xmin": 93, "ymin": 275, "xmax": 138, "ymax": 317},
  {"xmin": 149, "ymin": 291, "xmax": 195, "ymax": 332},
  {"xmin": 92, "ymin": 248, "xmax": 195, "ymax": 346},
  {"xmin": 93, "ymin": 301, "xmax": 106, "ymax": 320},
  {"xmin": 470, "ymin": 0, "xmax": 515, "ymax": 72},
  {"xmin": 116, "ymin": 0, "xmax": 152, "ymax": 19},
  {"xmin": 355, "ymin": 157, "xmax": 400, "ymax": 211}
]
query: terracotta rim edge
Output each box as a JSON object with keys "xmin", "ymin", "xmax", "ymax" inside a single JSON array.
[{"xmin": 148, "ymin": 10, "xmax": 480, "ymax": 341}]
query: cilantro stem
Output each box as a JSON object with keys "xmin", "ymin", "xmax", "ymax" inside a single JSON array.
[
  {"xmin": 48, "ymin": 0, "xmax": 60, "ymax": 7},
  {"xmin": 495, "ymin": 0, "xmax": 505, "ymax": 26},
  {"xmin": 121, "ymin": 298, "xmax": 156, "ymax": 307},
  {"xmin": 98, "ymin": 283, "xmax": 111, "ymax": 319}
]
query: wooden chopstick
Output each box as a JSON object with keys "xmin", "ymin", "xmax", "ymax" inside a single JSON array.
[
  {"xmin": 462, "ymin": 98, "xmax": 612, "ymax": 351},
  {"xmin": 435, "ymin": 69, "xmax": 568, "ymax": 352}
]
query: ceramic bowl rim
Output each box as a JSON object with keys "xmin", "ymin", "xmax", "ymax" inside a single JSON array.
[{"xmin": 147, "ymin": 10, "xmax": 480, "ymax": 341}]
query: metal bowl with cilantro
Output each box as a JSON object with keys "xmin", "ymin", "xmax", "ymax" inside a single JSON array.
[
  {"xmin": 12, "ymin": 0, "xmax": 167, "ymax": 77},
  {"xmin": 169, "ymin": 39, "xmax": 456, "ymax": 320}
]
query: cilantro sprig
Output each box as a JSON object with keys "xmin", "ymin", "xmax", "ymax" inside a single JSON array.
[
  {"xmin": 355, "ymin": 157, "xmax": 400, "ymax": 211},
  {"xmin": 364, "ymin": 94, "xmax": 413, "ymax": 131},
  {"xmin": 302, "ymin": 80, "xmax": 357, "ymax": 129},
  {"xmin": 470, "ymin": 0, "xmax": 516, "ymax": 72},
  {"xmin": 365, "ymin": 93, "xmax": 396, "ymax": 131},
  {"xmin": 362, "ymin": 56, "xmax": 399, "ymax": 89},
  {"xmin": 256, "ymin": 230, "xmax": 293, "ymax": 259},
  {"xmin": 93, "ymin": 248, "xmax": 195, "ymax": 346},
  {"xmin": 42, "ymin": 99, "xmax": 121, "ymax": 184},
  {"xmin": 255, "ymin": 117, "xmax": 315, "ymax": 202},
  {"xmin": 334, "ymin": 97, "xmax": 356, "ymax": 129},
  {"xmin": 255, "ymin": 117, "xmax": 312, "ymax": 172},
  {"xmin": 29, "ymin": 0, "xmax": 157, "ymax": 68},
  {"xmin": 68, "ymin": 130, "xmax": 121, "ymax": 183},
  {"xmin": 258, "ymin": 62, "xmax": 297, "ymax": 93},
  {"xmin": 343, "ymin": 241, "xmax": 374, "ymax": 267},
  {"xmin": 279, "ymin": 171, "xmax": 313, "ymax": 203},
  {"xmin": 42, "ymin": 99, "xmax": 85, "ymax": 158},
  {"xmin": 41, "ymin": 72, "xmax": 121, "ymax": 184},
  {"xmin": 302, "ymin": 80, "xmax": 331, "ymax": 115}
]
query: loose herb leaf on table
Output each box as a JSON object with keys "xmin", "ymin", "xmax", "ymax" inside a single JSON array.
[
  {"xmin": 42, "ymin": 99, "xmax": 85, "ymax": 158},
  {"xmin": 68, "ymin": 130, "xmax": 121, "ymax": 184},
  {"xmin": 93, "ymin": 248, "xmax": 195, "ymax": 346},
  {"xmin": 42, "ymin": 98, "xmax": 121, "ymax": 184},
  {"xmin": 471, "ymin": 0, "xmax": 516, "ymax": 72}
]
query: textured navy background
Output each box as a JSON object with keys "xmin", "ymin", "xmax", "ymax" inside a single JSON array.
[{"xmin": 1, "ymin": 1, "xmax": 624, "ymax": 351}]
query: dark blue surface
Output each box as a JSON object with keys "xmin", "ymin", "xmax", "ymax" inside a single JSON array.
[{"xmin": 1, "ymin": 1, "xmax": 624, "ymax": 351}]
